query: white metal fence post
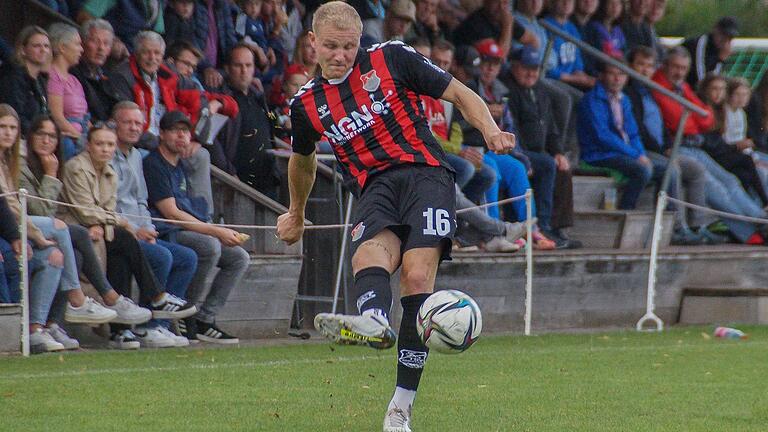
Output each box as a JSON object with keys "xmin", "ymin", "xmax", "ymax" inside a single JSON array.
[
  {"xmin": 19, "ymin": 189, "xmax": 30, "ymax": 357},
  {"xmin": 524, "ymin": 189, "xmax": 534, "ymax": 336}
]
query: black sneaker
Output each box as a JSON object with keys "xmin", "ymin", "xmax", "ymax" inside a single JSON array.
[
  {"xmin": 196, "ymin": 321, "xmax": 240, "ymax": 344},
  {"xmin": 177, "ymin": 317, "xmax": 199, "ymax": 343},
  {"xmin": 150, "ymin": 294, "xmax": 198, "ymax": 320}
]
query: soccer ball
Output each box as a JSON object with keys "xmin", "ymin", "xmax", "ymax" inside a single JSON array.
[{"xmin": 416, "ymin": 290, "xmax": 482, "ymax": 354}]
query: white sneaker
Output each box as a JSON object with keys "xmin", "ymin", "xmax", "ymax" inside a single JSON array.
[
  {"xmin": 109, "ymin": 329, "xmax": 140, "ymax": 350},
  {"xmin": 156, "ymin": 326, "xmax": 189, "ymax": 347},
  {"xmin": 107, "ymin": 295, "xmax": 152, "ymax": 325},
  {"xmin": 29, "ymin": 328, "xmax": 65, "ymax": 353},
  {"xmin": 314, "ymin": 313, "xmax": 396, "ymax": 349},
  {"xmin": 46, "ymin": 324, "xmax": 80, "ymax": 350},
  {"xmin": 483, "ymin": 236, "xmax": 521, "ymax": 252},
  {"xmin": 133, "ymin": 327, "xmax": 177, "ymax": 348},
  {"xmin": 383, "ymin": 404, "xmax": 412, "ymax": 432},
  {"xmin": 65, "ymin": 297, "xmax": 118, "ymax": 324}
]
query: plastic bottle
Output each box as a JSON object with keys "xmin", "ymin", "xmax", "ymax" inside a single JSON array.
[{"xmin": 713, "ymin": 326, "xmax": 748, "ymax": 340}]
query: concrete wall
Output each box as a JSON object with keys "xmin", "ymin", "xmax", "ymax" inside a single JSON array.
[{"xmin": 384, "ymin": 247, "xmax": 768, "ymax": 333}]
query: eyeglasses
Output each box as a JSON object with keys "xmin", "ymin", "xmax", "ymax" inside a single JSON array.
[
  {"xmin": 33, "ymin": 130, "xmax": 57, "ymax": 140},
  {"xmin": 91, "ymin": 121, "xmax": 116, "ymax": 132}
]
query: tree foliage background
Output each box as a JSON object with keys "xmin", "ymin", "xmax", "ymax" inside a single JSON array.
[{"xmin": 656, "ymin": 0, "xmax": 768, "ymax": 38}]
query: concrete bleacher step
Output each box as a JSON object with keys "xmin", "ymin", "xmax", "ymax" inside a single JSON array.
[
  {"xmin": 570, "ymin": 210, "xmax": 674, "ymax": 249},
  {"xmin": 573, "ymin": 176, "xmax": 655, "ymax": 212},
  {"xmin": 679, "ymin": 287, "xmax": 768, "ymax": 325},
  {"xmin": 0, "ymin": 304, "xmax": 21, "ymax": 353}
]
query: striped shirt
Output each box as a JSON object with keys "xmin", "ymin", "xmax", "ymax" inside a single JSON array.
[{"xmin": 290, "ymin": 41, "xmax": 454, "ymax": 194}]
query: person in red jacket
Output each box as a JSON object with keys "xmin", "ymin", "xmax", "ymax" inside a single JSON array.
[
  {"xmin": 111, "ymin": 31, "xmax": 239, "ymax": 220},
  {"xmin": 652, "ymin": 46, "xmax": 768, "ymax": 208}
]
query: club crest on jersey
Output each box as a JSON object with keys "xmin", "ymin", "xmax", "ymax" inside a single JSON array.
[
  {"xmin": 360, "ymin": 70, "xmax": 381, "ymax": 92},
  {"xmin": 317, "ymin": 104, "xmax": 331, "ymax": 119},
  {"xmin": 351, "ymin": 222, "xmax": 366, "ymax": 242}
]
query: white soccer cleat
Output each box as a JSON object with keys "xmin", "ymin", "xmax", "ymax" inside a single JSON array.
[
  {"xmin": 383, "ymin": 405, "xmax": 412, "ymax": 432},
  {"xmin": 314, "ymin": 313, "xmax": 396, "ymax": 349}
]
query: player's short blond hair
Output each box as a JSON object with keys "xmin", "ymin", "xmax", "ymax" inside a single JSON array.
[{"xmin": 312, "ymin": 1, "xmax": 363, "ymax": 35}]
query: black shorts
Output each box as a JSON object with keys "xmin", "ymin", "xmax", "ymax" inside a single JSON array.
[{"xmin": 349, "ymin": 165, "xmax": 456, "ymax": 262}]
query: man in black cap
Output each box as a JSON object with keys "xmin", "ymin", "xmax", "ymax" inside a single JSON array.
[
  {"xmin": 449, "ymin": 45, "xmax": 480, "ymax": 85},
  {"xmin": 144, "ymin": 111, "xmax": 251, "ymax": 345},
  {"xmin": 502, "ymin": 46, "xmax": 580, "ymax": 248},
  {"xmin": 682, "ymin": 16, "xmax": 739, "ymax": 87}
]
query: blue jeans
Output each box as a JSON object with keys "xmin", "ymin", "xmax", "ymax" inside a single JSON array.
[
  {"xmin": 679, "ymin": 147, "xmax": 761, "ymax": 241},
  {"xmin": 61, "ymin": 115, "xmax": 89, "ymax": 161},
  {"xmin": 29, "ymin": 216, "xmax": 80, "ymax": 291},
  {"xmin": 483, "ymin": 152, "xmax": 536, "ymax": 221},
  {"xmin": 522, "ymin": 150, "xmax": 556, "ymax": 231},
  {"xmin": 140, "ymin": 239, "xmax": 198, "ymax": 328},
  {"xmin": 28, "ymin": 245, "xmax": 63, "ymax": 326},
  {"xmin": 588, "ymin": 156, "xmax": 652, "ymax": 209},
  {"xmin": 0, "ymin": 238, "xmax": 20, "ymax": 303},
  {"xmin": 445, "ymin": 153, "xmax": 475, "ymax": 189},
  {"xmin": 462, "ymin": 160, "xmax": 497, "ymax": 204}
]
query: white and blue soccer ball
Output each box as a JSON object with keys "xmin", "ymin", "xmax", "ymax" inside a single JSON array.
[{"xmin": 416, "ymin": 290, "xmax": 482, "ymax": 354}]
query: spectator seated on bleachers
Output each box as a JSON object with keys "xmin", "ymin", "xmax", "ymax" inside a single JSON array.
[
  {"xmin": 651, "ymin": 46, "xmax": 768, "ymax": 244},
  {"xmin": 407, "ymin": 0, "xmax": 445, "ymax": 46},
  {"xmin": 723, "ymin": 78, "xmax": 768, "ymax": 185},
  {"xmin": 77, "ymin": 0, "xmax": 164, "ymax": 53},
  {"xmin": 570, "ymin": 0, "xmax": 598, "ymax": 37},
  {"xmin": 216, "ymin": 44, "xmax": 280, "ymax": 198},
  {"xmin": 269, "ymin": 63, "xmax": 309, "ymax": 142},
  {"xmin": 46, "ymin": 23, "xmax": 91, "ymax": 161},
  {"xmin": 542, "ymin": 0, "xmax": 596, "ymax": 91},
  {"xmin": 577, "ymin": 61, "xmax": 652, "ymax": 210},
  {"xmin": 682, "ymin": 16, "xmax": 738, "ymax": 89},
  {"xmin": 0, "ymin": 196, "xmax": 22, "ymax": 304},
  {"xmin": 235, "ymin": 0, "xmax": 277, "ymax": 77},
  {"xmin": 0, "ymin": 26, "xmax": 51, "ymax": 135},
  {"xmin": 624, "ymin": 46, "xmax": 716, "ymax": 245},
  {"xmin": 70, "ymin": 19, "xmax": 124, "ymax": 123},
  {"xmin": 453, "ymin": 0, "xmax": 537, "ymax": 57},
  {"xmin": 503, "ymin": 46, "xmax": 580, "ymax": 249},
  {"xmin": 621, "ymin": 0, "xmax": 655, "ymax": 54},
  {"xmin": 144, "ymin": 111, "xmax": 250, "ymax": 345},
  {"xmin": 380, "ymin": 0, "xmax": 417, "ymax": 44},
  {"xmin": 20, "ymin": 114, "xmax": 157, "ymax": 340},
  {"xmin": 582, "ymin": 0, "xmax": 625, "ymax": 75}
]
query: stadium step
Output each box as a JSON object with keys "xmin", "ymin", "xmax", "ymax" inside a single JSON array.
[
  {"xmin": 679, "ymin": 286, "xmax": 768, "ymax": 325},
  {"xmin": 569, "ymin": 209, "xmax": 674, "ymax": 249},
  {"xmin": 0, "ymin": 303, "xmax": 21, "ymax": 353},
  {"xmin": 573, "ymin": 176, "xmax": 655, "ymax": 212}
]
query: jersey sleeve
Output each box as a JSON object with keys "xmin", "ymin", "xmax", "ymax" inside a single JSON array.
[
  {"xmin": 289, "ymin": 101, "xmax": 320, "ymax": 156},
  {"xmin": 387, "ymin": 44, "xmax": 453, "ymax": 99}
]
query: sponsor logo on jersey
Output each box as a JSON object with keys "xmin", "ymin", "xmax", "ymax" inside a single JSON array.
[
  {"xmin": 360, "ymin": 70, "xmax": 381, "ymax": 92},
  {"xmin": 322, "ymin": 91, "xmax": 393, "ymax": 144},
  {"xmin": 398, "ymin": 349, "xmax": 428, "ymax": 369}
]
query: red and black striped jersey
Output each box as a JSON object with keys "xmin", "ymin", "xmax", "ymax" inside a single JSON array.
[{"xmin": 290, "ymin": 40, "xmax": 454, "ymax": 195}]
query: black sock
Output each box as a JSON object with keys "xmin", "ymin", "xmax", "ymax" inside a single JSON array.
[
  {"xmin": 354, "ymin": 267, "xmax": 393, "ymax": 320},
  {"xmin": 396, "ymin": 293, "xmax": 431, "ymax": 391}
]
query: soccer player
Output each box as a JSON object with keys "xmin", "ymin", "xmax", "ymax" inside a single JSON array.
[{"xmin": 276, "ymin": 2, "xmax": 515, "ymax": 431}]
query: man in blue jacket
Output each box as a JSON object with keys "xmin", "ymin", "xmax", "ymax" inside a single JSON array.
[{"xmin": 577, "ymin": 61, "xmax": 652, "ymax": 209}]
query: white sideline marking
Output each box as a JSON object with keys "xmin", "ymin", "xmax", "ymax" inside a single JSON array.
[{"xmin": 4, "ymin": 339, "xmax": 765, "ymax": 381}]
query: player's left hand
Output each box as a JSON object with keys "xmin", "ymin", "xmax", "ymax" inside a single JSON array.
[
  {"xmin": 277, "ymin": 212, "xmax": 305, "ymax": 245},
  {"xmin": 486, "ymin": 130, "xmax": 516, "ymax": 154}
]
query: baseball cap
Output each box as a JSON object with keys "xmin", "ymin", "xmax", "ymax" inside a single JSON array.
[
  {"xmin": 510, "ymin": 46, "xmax": 541, "ymax": 68},
  {"xmin": 475, "ymin": 38, "xmax": 504, "ymax": 61},
  {"xmin": 455, "ymin": 45, "xmax": 480, "ymax": 70},
  {"xmin": 160, "ymin": 111, "xmax": 192, "ymax": 131},
  {"xmin": 388, "ymin": 0, "xmax": 416, "ymax": 22},
  {"xmin": 715, "ymin": 16, "xmax": 739, "ymax": 38}
]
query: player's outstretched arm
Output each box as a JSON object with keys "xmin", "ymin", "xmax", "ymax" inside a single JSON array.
[
  {"xmin": 277, "ymin": 151, "xmax": 317, "ymax": 245},
  {"xmin": 440, "ymin": 78, "xmax": 516, "ymax": 154}
]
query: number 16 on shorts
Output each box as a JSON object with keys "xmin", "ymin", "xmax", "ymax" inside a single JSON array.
[{"xmin": 422, "ymin": 207, "xmax": 453, "ymax": 236}]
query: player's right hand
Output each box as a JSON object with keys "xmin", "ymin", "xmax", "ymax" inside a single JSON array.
[
  {"xmin": 487, "ymin": 130, "xmax": 516, "ymax": 154},
  {"xmin": 277, "ymin": 212, "xmax": 305, "ymax": 245}
]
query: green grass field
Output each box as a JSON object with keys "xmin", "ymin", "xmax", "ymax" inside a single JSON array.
[{"xmin": 2, "ymin": 326, "xmax": 768, "ymax": 431}]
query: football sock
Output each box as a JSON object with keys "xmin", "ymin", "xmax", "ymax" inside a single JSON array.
[
  {"xmin": 388, "ymin": 387, "xmax": 417, "ymax": 411},
  {"xmin": 395, "ymin": 293, "xmax": 431, "ymax": 392},
  {"xmin": 354, "ymin": 267, "xmax": 392, "ymax": 321}
]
